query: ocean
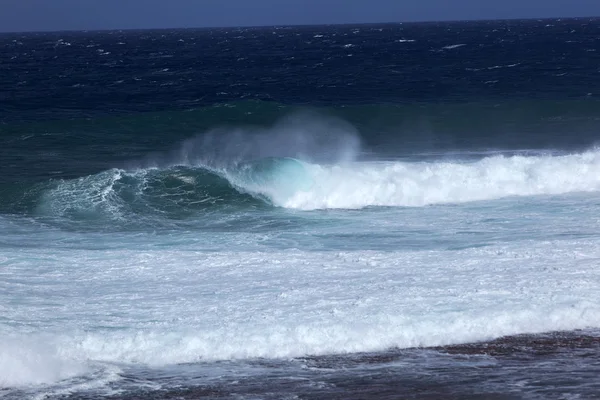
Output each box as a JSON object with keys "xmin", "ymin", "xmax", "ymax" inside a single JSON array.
[{"xmin": 1, "ymin": 18, "xmax": 600, "ymax": 399}]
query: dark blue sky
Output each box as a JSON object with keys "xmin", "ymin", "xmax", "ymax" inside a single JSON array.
[{"xmin": 2, "ymin": 0, "xmax": 600, "ymax": 32}]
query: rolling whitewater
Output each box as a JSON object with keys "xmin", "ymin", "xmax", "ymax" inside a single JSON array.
[{"xmin": 2, "ymin": 18, "xmax": 600, "ymax": 399}]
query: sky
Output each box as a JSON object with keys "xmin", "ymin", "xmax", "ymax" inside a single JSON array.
[{"xmin": 1, "ymin": 0, "xmax": 600, "ymax": 32}]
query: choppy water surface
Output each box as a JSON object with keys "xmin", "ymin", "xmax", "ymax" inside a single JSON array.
[{"xmin": 1, "ymin": 18, "xmax": 600, "ymax": 399}]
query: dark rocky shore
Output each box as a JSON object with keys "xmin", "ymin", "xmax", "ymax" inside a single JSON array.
[{"xmin": 61, "ymin": 330, "xmax": 599, "ymax": 400}]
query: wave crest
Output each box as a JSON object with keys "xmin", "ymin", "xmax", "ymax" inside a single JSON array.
[
  {"xmin": 17, "ymin": 149, "xmax": 600, "ymax": 226},
  {"xmin": 36, "ymin": 166, "xmax": 259, "ymax": 225},
  {"xmin": 281, "ymin": 150, "xmax": 600, "ymax": 209}
]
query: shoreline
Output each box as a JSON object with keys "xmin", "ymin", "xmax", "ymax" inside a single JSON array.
[{"xmin": 89, "ymin": 329, "xmax": 600, "ymax": 400}]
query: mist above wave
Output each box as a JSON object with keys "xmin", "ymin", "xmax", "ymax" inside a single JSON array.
[{"xmin": 136, "ymin": 112, "xmax": 362, "ymax": 170}]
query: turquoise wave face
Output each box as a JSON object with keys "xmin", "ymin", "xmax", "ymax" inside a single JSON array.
[{"xmin": 228, "ymin": 157, "xmax": 314, "ymax": 201}]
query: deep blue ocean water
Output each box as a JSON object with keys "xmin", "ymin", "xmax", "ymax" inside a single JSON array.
[{"xmin": 1, "ymin": 18, "xmax": 600, "ymax": 399}]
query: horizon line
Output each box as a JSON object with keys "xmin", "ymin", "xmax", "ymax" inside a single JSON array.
[{"xmin": 0, "ymin": 15, "xmax": 598, "ymax": 35}]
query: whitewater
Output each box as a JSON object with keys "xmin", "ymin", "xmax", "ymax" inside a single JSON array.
[
  {"xmin": 3, "ymin": 149, "xmax": 600, "ymax": 397},
  {"xmin": 32, "ymin": 149, "xmax": 600, "ymax": 219}
]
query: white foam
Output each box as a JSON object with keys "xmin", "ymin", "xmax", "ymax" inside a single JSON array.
[
  {"xmin": 442, "ymin": 44, "xmax": 466, "ymax": 50},
  {"xmin": 2, "ymin": 239, "xmax": 600, "ymax": 389},
  {"xmin": 37, "ymin": 169, "xmax": 125, "ymax": 220},
  {"xmin": 486, "ymin": 63, "xmax": 521, "ymax": 70},
  {"xmin": 49, "ymin": 304, "xmax": 600, "ymax": 364},
  {"xmin": 6, "ymin": 150, "xmax": 600, "ymax": 394},
  {"xmin": 0, "ymin": 336, "xmax": 86, "ymax": 387},
  {"xmin": 273, "ymin": 151, "xmax": 600, "ymax": 209}
]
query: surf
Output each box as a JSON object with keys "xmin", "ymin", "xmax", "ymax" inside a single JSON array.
[
  {"xmin": 18, "ymin": 157, "xmax": 313, "ymax": 228},
  {"xmin": 278, "ymin": 150, "xmax": 600, "ymax": 209},
  {"xmin": 5, "ymin": 149, "xmax": 600, "ymax": 227}
]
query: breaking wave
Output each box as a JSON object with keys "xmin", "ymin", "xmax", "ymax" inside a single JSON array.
[{"xmin": 2, "ymin": 149, "xmax": 600, "ymax": 227}]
